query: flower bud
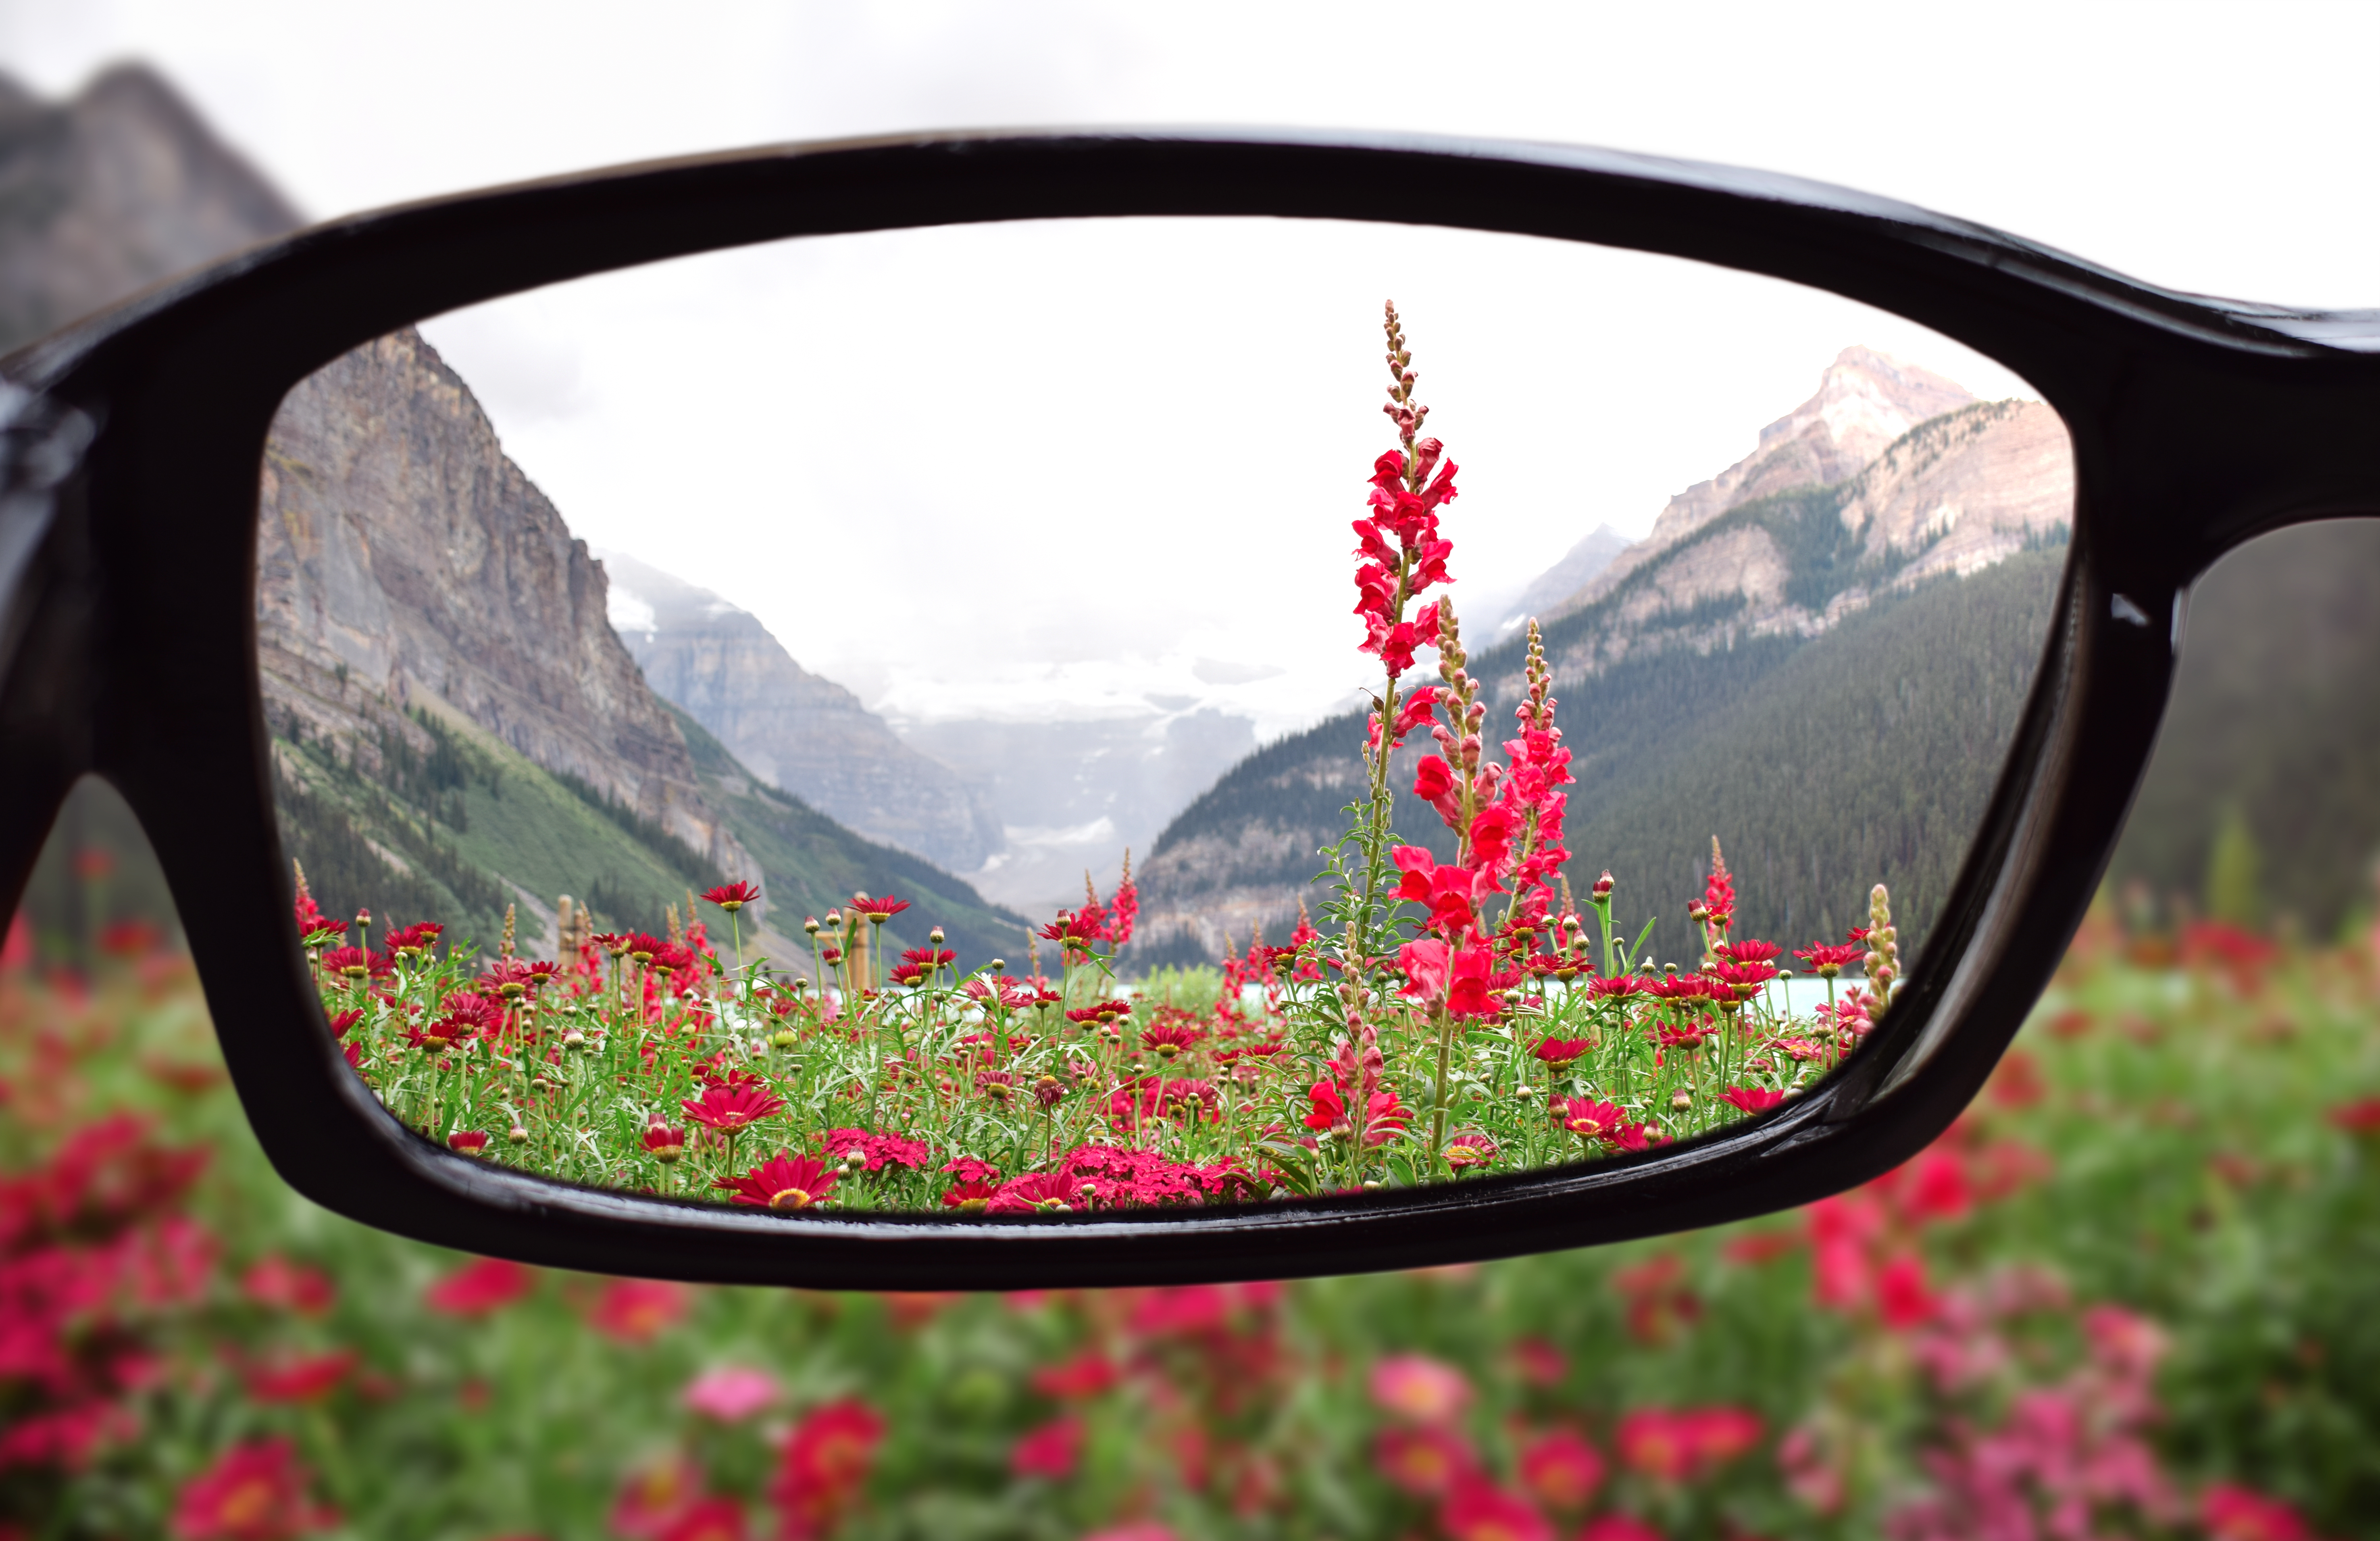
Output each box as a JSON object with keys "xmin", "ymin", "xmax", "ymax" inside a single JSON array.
[
  {"xmin": 1670, "ymin": 1089, "xmax": 1693, "ymax": 1112},
  {"xmin": 989, "ymin": 959, "xmax": 1006, "ymax": 972},
  {"xmin": 772, "ymin": 1029, "xmax": 797, "ymax": 1050},
  {"xmin": 508, "ymin": 1125, "xmax": 530, "ymax": 1145},
  {"xmin": 823, "ymin": 909, "xmax": 841, "ymax": 928},
  {"xmin": 1593, "ymin": 871, "xmax": 1614, "ymax": 899},
  {"xmin": 803, "ymin": 915, "xmax": 820, "ymax": 936},
  {"xmin": 929, "ymin": 927, "xmax": 945, "ymax": 945}
]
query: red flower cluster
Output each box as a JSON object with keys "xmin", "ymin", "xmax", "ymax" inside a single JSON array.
[
  {"xmin": 770, "ymin": 1399, "xmax": 883, "ymax": 1539},
  {"xmin": 1613, "ymin": 1405, "xmax": 1763, "ymax": 1482}
]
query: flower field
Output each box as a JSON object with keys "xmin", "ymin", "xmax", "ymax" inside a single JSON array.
[
  {"xmin": 6, "ymin": 898, "xmax": 2376, "ymax": 1539},
  {"xmin": 302, "ymin": 307, "xmax": 1908, "ymax": 1214}
]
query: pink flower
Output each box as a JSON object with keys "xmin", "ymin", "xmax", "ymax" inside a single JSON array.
[
  {"xmin": 656, "ymin": 1497, "xmax": 745, "ymax": 1541},
  {"xmin": 241, "ymin": 1351, "xmax": 356, "ymax": 1405},
  {"xmin": 1010, "ymin": 1414, "xmax": 1085, "ymax": 1479},
  {"xmin": 683, "ymin": 1366, "xmax": 779, "ymax": 1421},
  {"xmin": 610, "ymin": 1456, "xmax": 704, "ymax": 1540},
  {"xmin": 170, "ymin": 1439, "xmax": 335, "ymax": 1539},
  {"xmin": 424, "ymin": 1257, "xmax": 532, "ymax": 1316},
  {"xmin": 1370, "ymin": 1353, "xmax": 1472, "ymax": 1424},
  {"xmin": 1719, "ymin": 1086, "xmax": 1786, "ymax": 1114}
]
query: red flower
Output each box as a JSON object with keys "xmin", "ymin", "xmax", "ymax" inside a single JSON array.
[
  {"xmin": 1876, "ymin": 1254, "xmax": 1936, "ymax": 1329},
  {"xmin": 850, "ymin": 893, "xmax": 908, "ymax": 924},
  {"xmin": 714, "ymin": 1154, "xmax": 838, "ymax": 1211},
  {"xmin": 656, "ymin": 1496, "xmax": 746, "ymax": 1541},
  {"xmin": 1793, "ymin": 941, "xmax": 1866, "ymax": 976},
  {"xmin": 242, "ymin": 1351, "xmax": 356, "ymax": 1404},
  {"xmin": 818, "ymin": 1128, "xmax": 930, "ymax": 1172},
  {"xmin": 1439, "ymin": 1480, "xmax": 1553, "ymax": 1541},
  {"xmin": 585, "ymin": 1279, "xmax": 689, "ymax": 1344},
  {"xmin": 941, "ymin": 1180, "xmax": 1000, "ymax": 1212},
  {"xmin": 425, "ymin": 1257, "xmax": 532, "ymax": 1316},
  {"xmin": 772, "ymin": 1399, "xmax": 884, "ymax": 1534},
  {"xmin": 1589, "ymin": 974, "xmax": 1646, "ymax": 1001},
  {"xmin": 1412, "ymin": 755, "xmax": 1459, "ymax": 816},
  {"xmin": 1141, "ymin": 1020, "xmax": 1201, "ymax": 1059},
  {"xmin": 1720, "ymin": 1086, "xmax": 1786, "ymax": 1114},
  {"xmin": 1303, "ymin": 1080, "xmax": 1412, "ymax": 1146},
  {"xmin": 990, "ymin": 1171, "xmax": 1079, "ymax": 1213},
  {"xmin": 2328, "ymin": 1097, "xmax": 2380, "ymax": 1135},
  {"xmin": 1517, "ymin": 1429, "xmax": 1604, "ymax": 1511},
  {"xmin": 316, "ymin": 946, "xmax": 384, "ymax": 983},
  {"xmin": 1615, "ymin": 1410, "xmax": 1692, "ymax": 1482},
  {"xmin": 1031, "ymin": 1352, "xmax": 1118, "ymax": 1397},
  {"xmin": 240, "ymin": 1256, "xmax": 334, "ymax": 1316},
  {"xmin": 1551, "ymin": 1097, "xmax": 1627, "ymax": 1144},
  {"xmin": 703, "ymin": 882, "xmax": 762, "ymax": 912},
  {"xmin": 2201, "ymin": 1483, "xmax": 2313, "ymax": 1541},
  {"xmin": 1710, "ymin": 959, "xmax": 1776, "ymax": 996},
  {"xmin": 1532, "ymin": 1036, "xmax": 1590, "ymax": 1069},
  {"xmin": 383, "ymin": 921, "xmax": 443, "ymax": 955},
  {"xmin": 680, "ymin": 1081, "xmax": 786, "ymax": 1133},
  {"xmin": 1374, "ymin": 1424, "xmax": 1474, "ymax": 1497},
  {"xmin": 1370, "ymin": 1353, "xmax": 1472, "ymax": 1424},
  {"xmin": 1010, "ymin": 1414, "xmax": 1085, "ymax": 1479},
  {"xmin": 643, "ymin": 1123, "xmax": 687, "ymax": 1163},
  {"xmin": 446, "ymin": 1130, "xmax": 490, "ymax": 1156},
  {"xmin": 611, "ymin": 1456, "xmax": 704, "ymax": 1541},
  {"xmin": 169, "ymin": 1438, "xmax": 335, "ymax": 1539},
  {"xmin": 1037, "ymin": 909, "xmax": 1105, "ymax": 952}
]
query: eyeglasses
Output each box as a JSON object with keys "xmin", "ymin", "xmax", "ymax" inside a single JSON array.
[{"xmin": 4, "ymin": 129, "xmax": 2374, "ymax": 1289}]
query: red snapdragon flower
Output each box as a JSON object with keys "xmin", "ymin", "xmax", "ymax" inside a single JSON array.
[
  {"xmin": 1371, "ymin": 685, "xmax": 1443, "ymax": 750},
  {"xmin": 1398, "ymin": 936, "xmax": 1501, "ymax": 1019},
  {"xmin": 715, "ymin": 1154, "xmax": 837, "ymax": 1211},
  {"xmin": 1304, "ymin": 1080, "xmax": 1412, "ymax": 1146},
  {"xmin": 169, "ymin": 1438, "xmax": 335, "ymax": 1540},
  {"xmin": 703, "ymin": 882, "xmax": 762, "ymax": 911},
  {"xmin": 680, "ymin": 1081, "xmax": 785, "ymax": 1133}
]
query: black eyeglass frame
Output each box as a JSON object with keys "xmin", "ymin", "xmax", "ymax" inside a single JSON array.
[{"xmin": 2, "ymin": 128, "xmax": 2375, "ymax": 1289}]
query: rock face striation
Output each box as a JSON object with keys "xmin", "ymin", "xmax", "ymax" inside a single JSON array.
[
  {"xmin": 602, "ymin": 551, "xmax": 1004, "ymax": 874},
  {"xmin": 257, "ymin": 331, "xmax": 755, "ymax": 879},
  {"xmin": 0, "ymin": 64, "xmax": 301, "ymax": 353}
]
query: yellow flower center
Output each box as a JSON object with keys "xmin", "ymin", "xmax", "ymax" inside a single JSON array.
[{"xmin": 769, "ymin": 1188, "xmax": 814, "ymax": 1210}]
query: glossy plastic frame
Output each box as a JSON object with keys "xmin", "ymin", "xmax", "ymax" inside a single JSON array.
[{"xmin": 3, "ymin": 129, "xmax": 2377, "ymax": 1288}]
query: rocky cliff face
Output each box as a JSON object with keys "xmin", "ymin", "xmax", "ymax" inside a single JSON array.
[
  {"xmin": 0, "ymin": 64, "xmax": 300, "ymax": 353},
  {"xmin": 1553, "ymin": 347, "xmax": 1978, "ymax": 623},
  {"xmin": 601, "ymin": 551, "xmax": 1004, "ymax": 874},
  {"xmin": 257, "ymin": 330, "xmax": 754, "ymax": 878}
]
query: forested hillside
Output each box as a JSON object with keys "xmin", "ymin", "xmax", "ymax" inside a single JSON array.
[{"xmin": 1134, "ymin": 545, "xmax": 2069, "ymax": 971}]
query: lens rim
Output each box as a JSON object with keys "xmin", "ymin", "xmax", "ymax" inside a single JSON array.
[{"xmin": 6, "ymin": 129, "xmax": 2379, "ymax": 1286}]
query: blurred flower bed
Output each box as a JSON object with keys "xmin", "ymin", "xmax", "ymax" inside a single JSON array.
[{"xmin": 2, "ymin": 906, "xmax": 2375, "ymax": 1541}]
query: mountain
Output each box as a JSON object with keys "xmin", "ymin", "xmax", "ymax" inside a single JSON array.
[
  {"xmin": 600, "ymin": 551, "xmax": 1005, "ymax": 875},
  {"xmin": 1493, "ymin": 523, "xmax": 1628, "ymax": 637},
  {"xmin": 0, "ymin": 64, "xmax": 301, "ymax": 354},
  {"xmin": 1131, "ymin": 350, "xmax": 2076, "ymax": 971}
]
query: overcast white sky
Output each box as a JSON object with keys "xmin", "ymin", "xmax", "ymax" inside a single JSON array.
[{"xmin": 3, "ymin": 0, "xmax": 2372, "ymax": 732}]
